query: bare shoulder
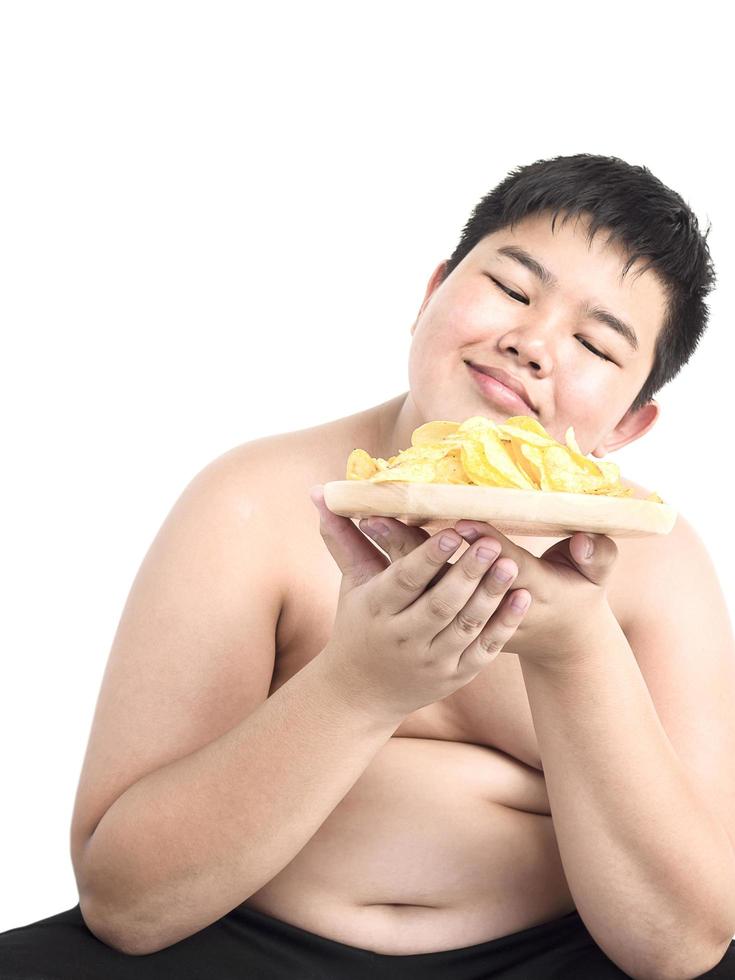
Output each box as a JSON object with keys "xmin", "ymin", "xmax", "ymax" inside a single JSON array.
[
  {"xmin": 217, "ymin": 410, "xmax": 373, "ymax": 517},
  {"xmin": 609, "ymin": 477, "xmax": 713, "ymax": 634},
  {"xmin": 214, "ymin": 408, "xmax": 379, "ymax": 582}
]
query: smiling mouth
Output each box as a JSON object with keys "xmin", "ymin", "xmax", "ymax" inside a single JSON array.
[{"xmin": 465, "ymin": 362, "xmax": 536, "ymax": 415}]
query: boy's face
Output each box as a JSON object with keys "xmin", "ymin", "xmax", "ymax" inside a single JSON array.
[{"xmin": 405, "ymin": 211, "xmax": 668, "ymax": 457}]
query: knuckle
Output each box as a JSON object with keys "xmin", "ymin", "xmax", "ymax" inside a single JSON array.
[
  {"xmin": 482, "ymin": 577, "xmax": 509, "ymax": 599},
  {"xmin": 478, "ymin": 632, "xmax": 504, "ymax": 655},
  {"xmin": 454, "ymin": 610, "xmax": 486, "ymax": 635},
  {"xmin": 498, "ymin": 609, "xmax": 520, "ymax": 629},
  {"xmin": 486, "ymin": 562, "xmax": 517, "ymax": 592},
  {"xmin": 396, "ymin": 532, "xmax": 428, "ymax": 555},
  {"xmin": 427, "ymin": 542, "xmax": 452, "ymax": 567},
  {"xmin": 458, "ymin": 559, "xmax": 482, "ymax": 582},
  {"xmin": 394, "ymin": 565, "xmax": 423, "ymax": 593},
  {"xmin": 427, "ymin": 591, "xmax": 456, "ymax": 620},
  {"xmin": 420, "ymin": 645, "xmax": 442, "ymax": 668}
]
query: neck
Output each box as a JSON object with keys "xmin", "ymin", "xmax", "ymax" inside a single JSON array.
[
  {"xmin": 374, "ymin": 391, "xmax": 424, "ymax": 459},
  {"xmin": 368, "ymin": 392, "xmax": 559, "ymax": 552}
]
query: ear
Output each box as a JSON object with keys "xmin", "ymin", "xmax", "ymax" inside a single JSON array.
[
  {"xmin": 590, "ymin": 399, "xmax": 660, "ymax": 457},
  {"xmin": 410, "ymin": 260, "xmax": 449, "ymax": 336}
]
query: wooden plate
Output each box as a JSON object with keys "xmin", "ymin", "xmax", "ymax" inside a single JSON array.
[{"xmin": 323, "ymin": 480, "xmax": 677, "ymax": 538}]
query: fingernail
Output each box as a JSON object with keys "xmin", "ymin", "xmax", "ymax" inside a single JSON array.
[
  {"xmin": 459, "ymin": 527, "xmax": 479, "ymax": 542},
  {"xmin": 439, "ymin": 532, "xmax": 460, "ymax": 551},
  {"xmin": 511, "ymin": 592, "xmax": 530, "ymax": 612},
  {"xmin": 584, "ymin": 535, "xmax": 594, "ymax": 558},
  {"xmin": 367, "ymin": 519, "xmax": 390, "ymax": 536}
]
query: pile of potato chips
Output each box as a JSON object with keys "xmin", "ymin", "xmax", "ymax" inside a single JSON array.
[{"xmin": 346, "ymin": 415, "xmax": 663, "ymax": 502}]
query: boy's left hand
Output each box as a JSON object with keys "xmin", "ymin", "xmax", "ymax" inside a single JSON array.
[{"xmin": 360, "ymin": 516, "xmax": 618, "ymax": 669}]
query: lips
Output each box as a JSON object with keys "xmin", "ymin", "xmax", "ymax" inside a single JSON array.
[{"xmin": 466, "ymin": 361, "xmax": 536, "ymax": 413}]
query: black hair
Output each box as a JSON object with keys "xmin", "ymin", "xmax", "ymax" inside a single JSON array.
[{"xmin": 443, "ymin": 153, "xmax": 716, "ymax": 414}]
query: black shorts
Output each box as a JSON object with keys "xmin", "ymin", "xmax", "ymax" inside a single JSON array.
[{"xmin": 1, "ymin": 902, "xmax": 733, "ymax": 979}]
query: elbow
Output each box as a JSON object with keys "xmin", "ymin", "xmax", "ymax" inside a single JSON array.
[
  {"xmin": 78, "ymin": 892, "xmax": 163, "ymax": 957},
  {"xmin": 73, "ymin": 848, "xmax": 166, "ymax": 956},
  {"xmin": 630, "ymin": 937, "xmax": 733, "ymax": 980},
  {"xmin": 673, "ymin": 936, "xmax": 734, "ymax": 980}
]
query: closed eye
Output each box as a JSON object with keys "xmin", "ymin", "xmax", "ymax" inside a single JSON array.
[
  {"xmin": 488, "ymin": 276, "xmax": 528, "ymax": 304},
  {"xmin": 577, "ymin": 338, "xmax": 611, "ymax": 361},
  {"xmin": 488, "ymin": 275, "xmax": 614, "ymax": 364}
]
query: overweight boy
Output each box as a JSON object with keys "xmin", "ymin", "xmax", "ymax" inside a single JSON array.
[{"xmin": 2, "ymin": 152, "xmax": 735, "ymax": 979}]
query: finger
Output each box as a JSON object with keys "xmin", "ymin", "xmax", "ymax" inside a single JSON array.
[
  {"xmin": 427, "ymin": 547, "xmax": 518, "ymax": 647},
  {"xmin": 569, "ymin": 532, "xmax": 618, "ymax": 585},
  {"xmin": 309, "ymin": 486, "xmax": 387, "ymax": 589},
  {"xmin": 454, "ymin": 520, "xmax": 525, "ymax": 565},
  {"xmin": 406, "ymin": 534, "xmax": 508, "ymax": 631},
  {"xmin": 541, "ymin": 532, "xmax": 618, "ymax": 586},
  {"xmin": 456, "ymin": 589, "xmax": 532, "ymax": 676},
  {"xmin": 358, "ymin": 516, "xmax": 430, "ymax": 562},
  {"xmin": 375, "ymin": 527, "xmax": 466, "ymax": 615},
  {"xmin": 454, "ymin": 519, "xmax": 535, "ymax": 589}
]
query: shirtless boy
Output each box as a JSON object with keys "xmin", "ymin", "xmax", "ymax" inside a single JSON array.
[{"xmin": 2, "ymin": 153, "xmax": 735, "ymax": 979}]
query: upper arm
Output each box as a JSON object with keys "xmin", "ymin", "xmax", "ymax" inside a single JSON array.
[
  {"xmin": 623, "ymin": 513, "xmax": 735, "ymax": 852},
  {"xmin": 70, "ymin": 440, "xmax": 286, "ymax": 882}
]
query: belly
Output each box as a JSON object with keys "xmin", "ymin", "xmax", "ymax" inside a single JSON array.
[{"xmin": 241, "ymin": 736, "xmax": 575, "ymax": 954}]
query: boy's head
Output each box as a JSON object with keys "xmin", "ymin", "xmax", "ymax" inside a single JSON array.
[{"xmin": 406, "ymin": 153, "xmax": 715, "ymax": 458}]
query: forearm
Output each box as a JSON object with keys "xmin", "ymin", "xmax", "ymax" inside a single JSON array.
[
  {"xmin": 77, "ymin": 652, "xmax": 401, "ymax": 955},
  {"xmin": 519, "ymin": 603, "xmax": 735, "ymax": 980}
]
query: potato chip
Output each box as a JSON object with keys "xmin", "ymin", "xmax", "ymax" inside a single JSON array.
[
  {"xmin": 506, "ymin": 438, "xmax": 541, "ymax": 485},
  {"xmin": 411, "ymin": 420, "xmax": 461, "ymax": 447},
  {"xmin": 460, "ymin": 439, "xmax": 517, "ymax": 487},
  {"xmin": 346, "ymin": 448, "xmax": 380, "ymax": 480},
  {"xmin": 382, "ymin": 445, "xmax": 448, "ymax": 463},
  {"xmin": 519, "ymin": 444, "xmax": 553, "ymax": 490},
  {"xmin": 371, "ymin": 460, "xmax": 438, "ymax": 483},
  {"xmin": 345, "ymin": 413, "xmax": 663, "ymax": 502},
  {"xmin": 540, "ymin": 447, "xmax": 608, "ymax": 493},
  {"xmin": 457, "ymin": 416, "xmax": 501, "ymax": 437},
  {"xmin": 590, "ymin": 486, "xmax": 635, "ymax": 497},
  {"xmin": 433, "ymin": 448, "xmax": 468, "ymax": 483},
  {"xmin": 477, "ymin": 429, "xmax": 536, "ymax": 489},
  {"xmin": 497, "ymin": 423, "xmax": 555, "ymax": 448},
  {"xmin": 501, "ymin": 416, "xmax": 554, "ymax": 440}
]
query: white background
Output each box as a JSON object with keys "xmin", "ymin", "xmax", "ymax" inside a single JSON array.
[{"xmin": 1, "ymin": 0, "xmax": 733, "ymax": 933}]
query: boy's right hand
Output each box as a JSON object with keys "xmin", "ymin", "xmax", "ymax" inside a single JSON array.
[{"xmin": 309, "ymin": 486, "xmax": 531, "ymax": 723}]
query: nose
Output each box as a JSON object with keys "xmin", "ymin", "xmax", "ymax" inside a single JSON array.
[
  {"xmin": 506, "ymin": 346, "xmax": 542, "ymax": 371},
  {"xmin": 501, "ymin": 332, "xmax": 550, "ymax": 374}
]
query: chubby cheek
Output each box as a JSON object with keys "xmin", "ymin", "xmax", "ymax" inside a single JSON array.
[
  {"xmin": 556, "ymin": 373, "xmax": 611, "ymax": 445},
  {"xmin": 410, "ymin": 292, "xmax": 480, "ymax": 374},
  {"xmin": 407, "ymin": 331, "xmax": 450, "ymax": 408},
  {"xmin": 408, "ymin": 317, "xmax": 462, "ymax": 396}
]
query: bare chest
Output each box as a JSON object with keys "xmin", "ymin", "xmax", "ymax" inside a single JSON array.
[
  {"xmin": 272, "ymin": 513, "xmax": 640, "ymax": 774},
  {"xmin": 272, "ymin": 531, "xmax": 602, "ymax": 772}
]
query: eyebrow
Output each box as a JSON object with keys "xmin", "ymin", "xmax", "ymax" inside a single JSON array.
[{"xmin": 496, "ymin": 245, "xmax": 640, "ymax": 353}]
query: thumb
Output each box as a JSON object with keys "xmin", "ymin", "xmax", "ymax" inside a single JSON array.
[
  {"xmin": 568, "ymin": 532, "xmax": 618, "ymax": 586},
  {"xmin": 309, "ymin": 485, "xmax": 387, "ymax": 588}
]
